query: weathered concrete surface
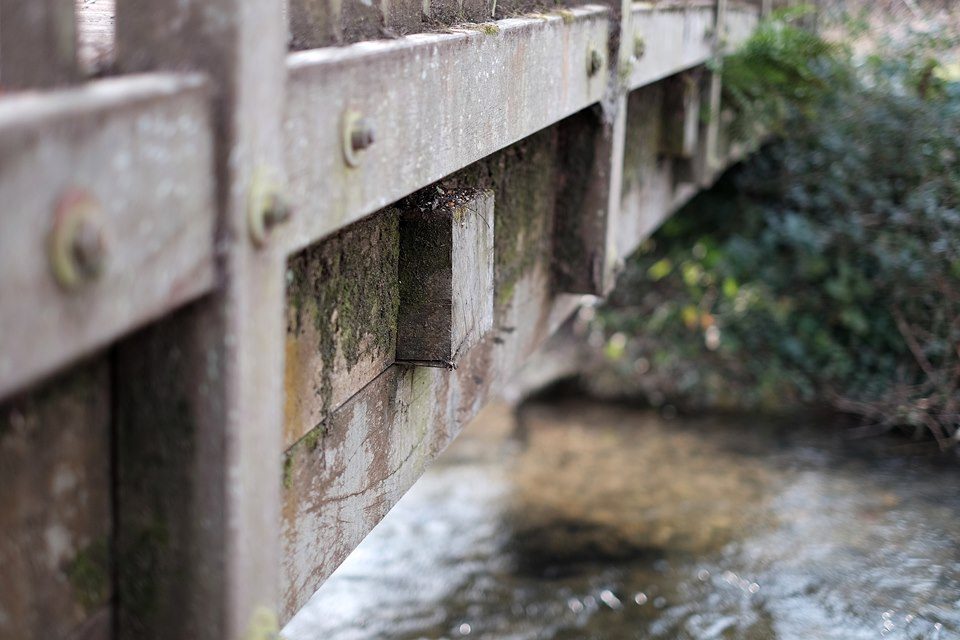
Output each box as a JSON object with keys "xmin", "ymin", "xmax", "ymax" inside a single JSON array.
[
  {"xmin": 285, "ymin": 213, "xmax": 400, "ymax": 449},
  {"xmin": 628, "ymin": 3, "xmax": 716, "ymax": 90},
  {"xmin": 661, "ymin": 70, "xmax": 703, "ymax": 160},
  {"xmin": 618, "ymin": 83, "xmax": 672, "ymax": 257},
  {"xmin": 280, "ymin": 128, "xmax": 582, "ymax": 621},
  {"xmin": 0, "ymin": 74, "xmax": 216, "ymax": 399},
  {"xmin": 281, "ymin": 6, "xmax": 610, "ymax": 255},
  {"xmin": 0, "ymin": 358, "xmax": 112, "ymax": 640},
  {"xmin": 115, "ymin": 0, "xmax": 291, "ymax": 637},
  {"xmin": 553, "ymin": 104, "xmax": 625, "ymax": 296}
]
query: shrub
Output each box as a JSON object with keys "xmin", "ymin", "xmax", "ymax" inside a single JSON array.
[{"xmin": 595, "ymin": 10, "xmax": 960, "ymax": 443}]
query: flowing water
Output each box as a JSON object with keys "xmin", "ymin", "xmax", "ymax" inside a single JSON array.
[{"xmin": 283, "ymin": 398, "xmax": 960, "ymax": 640}]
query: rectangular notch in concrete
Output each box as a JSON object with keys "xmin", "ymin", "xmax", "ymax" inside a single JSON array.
[
  {"xmin": 397, "ymin": 189, "xmax": 494, "ymax": 368},
  {"xmin": 553, "ymin": 105, "xmax": 622, "ymax": 296},
  {"xmin": 660, "ymin": 71, "xmax": 702, "ymax": 160}
]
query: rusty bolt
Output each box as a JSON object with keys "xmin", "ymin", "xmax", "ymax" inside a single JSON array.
[
  {"xmin": 634, "ymin": 35, "xmax": 646, "ymax": 59},
  {"xmin": 71, "ymin": 218, "xmax": 106, "ymax": 279},
  {"xmin": 50, "ymin": 189, "xmax": 108, "ymax": 290},
  {"xmin": 350, "ymin": 119, "xmax": 376, "ymax": 152},
  {"xmin": 262, "ymin": 192, "xmax": 293, "ymax": 229},
  {"xmin": 248, "ymin": 167, "xmax": 292, "ymax": 247},
  {"xmin": 342, "ymin": 110, "xmax": 375, "ymax": 167},
  {"xmin": 587, "ymin": 47, "xmax": 603, "ymax": 77}
]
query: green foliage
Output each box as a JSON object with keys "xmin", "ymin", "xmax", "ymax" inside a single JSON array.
[
  {"xmin": 598, "ymin": 16, "xmax": 960, "ymax": 441},
  {"xmin": 721, "ymin": 6, "xmax": 850, "ymax": 138}
]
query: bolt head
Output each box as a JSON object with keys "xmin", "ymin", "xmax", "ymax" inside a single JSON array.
[
  {"xmin": 342, "ymin": 110, "xmax": 375, "ymax": 167},
  {"xmin": 633, "ymin": 36, "xmax": 646, "ymax": 59},
  {"xmin": 49, "ymin": 189, "xmax": 108, "ymax": 290},
  {"xmin": 350, "ymin": 119, "xmax": 376, "ymax": 151},
  {"xmin": 263, "ymin": 193, "xmax": 293, "ymax": 229},
  {"xmin": 71, "ymin": 218, "xmax": 106, "ymax": 279},
  {"xmin": 587, "ymin": 48, "xmax": 603, "ymax": 77},
  {"xmin": 248, "ymin": 167, "xmax": 291, "ymax": 247}
]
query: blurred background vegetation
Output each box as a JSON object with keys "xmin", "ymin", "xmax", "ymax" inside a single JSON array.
[{"xmin": 582, "ymin": 4, "xmax": 960, "ymax": 445}]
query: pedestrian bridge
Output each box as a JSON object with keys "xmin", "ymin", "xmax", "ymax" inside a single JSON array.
[{"xmin": 0, "ymin": 0, "xmax": 775, "ymax": 637}]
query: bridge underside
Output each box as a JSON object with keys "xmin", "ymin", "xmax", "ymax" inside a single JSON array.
[{"xmin": 0, "ymin": 1, "xmax": 764, "ymax": 637}]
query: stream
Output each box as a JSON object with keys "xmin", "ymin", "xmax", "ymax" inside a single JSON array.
[{"xmin": 283, "ymin": 398, "xmax": 960, "ymax": 640}]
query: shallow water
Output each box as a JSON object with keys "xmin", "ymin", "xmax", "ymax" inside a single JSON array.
[{"xmin": 283, "ymin": 399, "xmax": 960, "ymax": 640}]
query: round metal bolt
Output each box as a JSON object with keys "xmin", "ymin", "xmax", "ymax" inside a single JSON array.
[
  {"xmin": 586, "ymin": 47, "xmax": 603, "ymax": 77},
  {"xmin": 49, "ymin": 189, "xmax": 108, "ymax": 290},
  {"xmin": 262, "ymin": 192, "xmax": 293, "ymax": 229},
  {"xmin": 342, "ymin": 110, "xmax": 376, "ymax": 167},
  {"xmin": 248, "ymin": 167, "xmax": 292, "ymax": 247},
  {"xmin": 633, "ymin": 35, "xmax": 646, "ymax": 59},
  {"xmin": 71, "ymin": 218, "xmax": 106, "ymax": 279},
  {"xmin": 350, "ymin": 119, "xmax": 376, "ymax": 152}
]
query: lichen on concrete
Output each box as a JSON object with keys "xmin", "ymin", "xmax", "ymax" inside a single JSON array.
[
  {"xmin": 285, "ymin": 212, "xmax": 401, "ymax": 423},
  {"xmin": 430, "ymin": 127, "xmax": 559, "ymax": 316},
  {"xmin": 66, "ymin": 537, "xmax": 110, "ymax": 611}
]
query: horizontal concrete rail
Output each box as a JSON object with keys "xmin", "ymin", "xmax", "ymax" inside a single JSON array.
[
  {"xmin": 628, "ymin": 3, "xmax": 717, "ymax": 90},
  {"xmin": 0, "ymin": 74, "xmax": 216, "ymax": 397},
  {"xmin": 727, "ymin": 4, "xmax": 760, "ymax": 48},
  {"xmin": 280, "ymin": 6, "xmax": 611, "ymax": 254}
]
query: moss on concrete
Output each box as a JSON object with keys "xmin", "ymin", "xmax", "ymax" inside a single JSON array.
[
  {"xmin": 66, "ymin": 537, "xmax": 111, "ymax": 611},
  {"xmin": 286, "ymin": 212, "xmax": 401, "ymax": 416},
  {"xmin": 430, "ymin": 128, "xmax": 558, "ymax": 317},
  {"xmin": 302, "ymin": 426, "xmax": 324, "ymax": 452},
  {"xmin": 118, "ymin": 520, "xmax": 171, "ymax": 626},
  {"xmin": 464, "ymin": 22, "xmax": 501, "ymax": 34},
  {"xmin": 283, "ymin": 455, "xmax": 294, "ymax": 490}
]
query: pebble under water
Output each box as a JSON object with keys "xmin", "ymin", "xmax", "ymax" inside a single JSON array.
[{"xmin": 283, "ymin": 399, "xmax": 960, "ymax": 640}]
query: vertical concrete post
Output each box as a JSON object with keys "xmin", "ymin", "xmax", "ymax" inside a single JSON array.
[
  {"xmin": 661, "ymin": 71, "xmax": 703, "ymax": 160},
  {"xmin": 705, "ymin": 0, "xmax": 729, "ymax": 179},
  {"xmin": 114, "ymin": 0, "xmax": 288, "ymax": 637},
  {"xmin": 552, "ymin": 0, "xmax": 630, "ymax": 295},
  {"xmin": 0, "ymin": 0, "xmax": 77, "ymax": 87}
]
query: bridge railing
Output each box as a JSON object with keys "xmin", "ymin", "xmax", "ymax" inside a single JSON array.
[{"xmin": 0, "ymin": 0, "xmax": 767, "ymax": 638}]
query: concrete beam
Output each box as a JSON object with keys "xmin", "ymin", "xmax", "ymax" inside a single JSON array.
[
  {"xmin": 628, "ymin": 3, "xmax": 715, "ymax": 91},
  {"xmin": 280, "ymin": 7, "xmax": 610, "ymax": 255},
  {"xmin": 0, "ymin": 74, "xmax": 216, "ymax": 399}
]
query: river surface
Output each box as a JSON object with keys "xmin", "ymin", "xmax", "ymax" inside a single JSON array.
[{"xmin": 283, "ymin": 398, "xmax": 960, "ymax": 640}]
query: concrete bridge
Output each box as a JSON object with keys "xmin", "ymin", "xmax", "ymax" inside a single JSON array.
[{"xmin": 0, "ymin": 0, "xmax": 780, "ymax": 637}]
